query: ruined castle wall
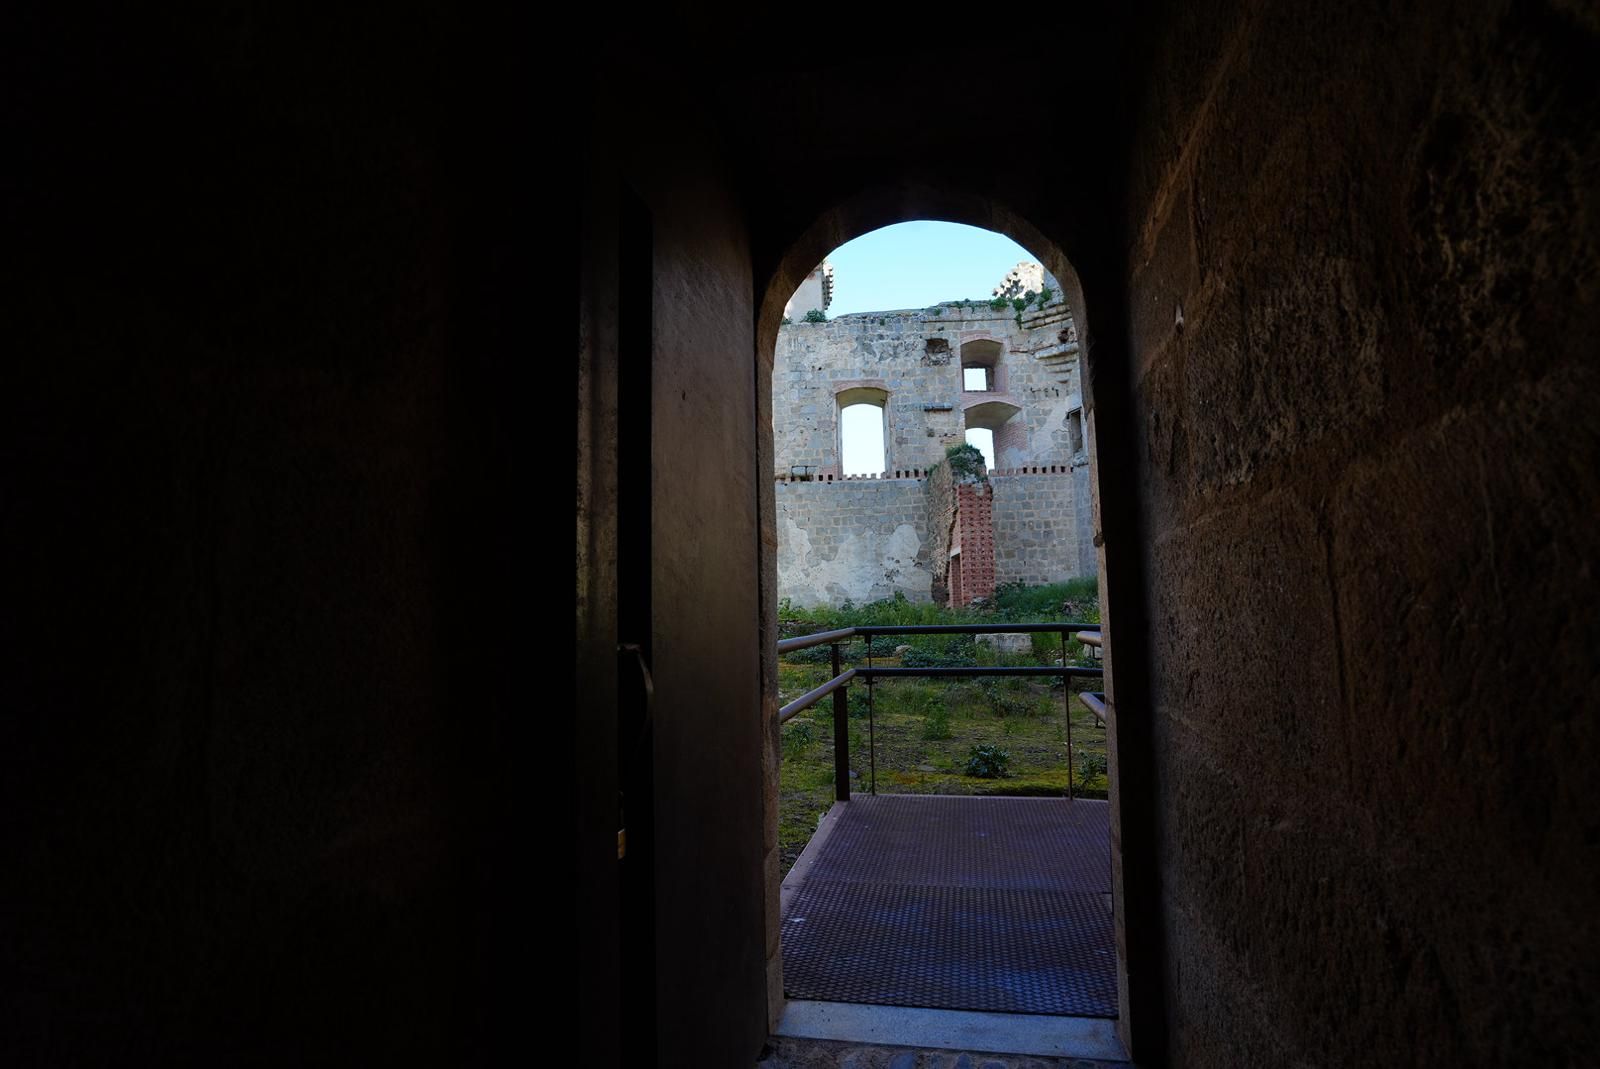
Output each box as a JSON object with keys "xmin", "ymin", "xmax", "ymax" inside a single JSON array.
[
  {"xmin": 775, "ymin": 478, "xmax": 931, "ymax": 608},
  {"xmin": 1072, "ymin": 462, "xmax": 1096, "ymax": 578},
  {"xmin": 925, "ymin": 461, "xmax": 956, "ymax": 599},
  {"xmin": 773, "ymin": 299, "xmax": 1095, "ymax": 606},
  {"xmin": 772, "ymin": 302, "xmax": 1084, "ymax": 478},
  {"xmin": 990, "ymin": 472, "xmax": 1088, "ymax": 588}
]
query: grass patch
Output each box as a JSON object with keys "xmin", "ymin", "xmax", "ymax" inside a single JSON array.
[{"xmin": 773, "ymin": 582, "xmax": 1107, "ymax": 874}]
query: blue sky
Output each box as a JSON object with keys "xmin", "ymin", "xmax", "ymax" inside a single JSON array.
[{"xmin": 821, "ymin": 221, "xmax": 1040, "ymax": 317}]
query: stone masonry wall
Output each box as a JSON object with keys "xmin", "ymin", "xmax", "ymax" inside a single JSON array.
[
  {"xmin": 775, "ymin": 478, "xmax": 931, "ymax": 608},
  {"xmin": 925, "ymin": 461, "xmax": 956, "ymax": 604},
  {"xmin": 773, "ymin": 301, "xmax": 1085, "ymax": 477},
  {"xmin": 773, "ymin": 297, "xmax": 1096, "ymax": 606},
  {"xmin": 1123, "ymin": 1, "xmax": 1600, "ymax": 1063},
  {"xmin": 990, "ymin": 471, "xmax": 1088, "ymax": 588}
]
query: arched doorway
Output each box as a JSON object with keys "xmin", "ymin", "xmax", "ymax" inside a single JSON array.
[{"xmin": 755, "ymin": 198, "xmax": 1149, "ymax": 1058}]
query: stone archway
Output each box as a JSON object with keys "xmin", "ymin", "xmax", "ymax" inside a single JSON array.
[{"xmin": 753, "ymin": 190, "xmax": 1157, "ymax": 1054}]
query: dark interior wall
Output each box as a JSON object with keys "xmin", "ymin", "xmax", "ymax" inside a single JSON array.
[
  {"xmin": 1122, "ymin": 1, "xmax": 1600, "ymax": 1063},
  {"xmin": 5, "ymin": 6, "xmax": 550, "ymax": 1061},
  {"xmin": 579, "ymin": 47, "xmax": 773, "ymax": 1067},
  {"xmin": 626, "ymin": 95, "xmax": 770, "ymax": 1069}
]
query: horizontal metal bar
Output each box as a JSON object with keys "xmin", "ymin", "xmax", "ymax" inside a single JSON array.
[
  {"xmin": 857, "ymin": 666, "xmax": 1104, "ymax": 679},
  {"xmin": 779, "ymin": 667, "xmax": 858, "ymax": 723},
  {"xmin": 853, "ymin": 623, "xmax": 1099, "ymax": 636},
  {"xmin": 1075, "ymin": 630, "xmax": 1103, "ymax": 647},
  {"xmin": 776, "ymin": 627, "xmax": 858, "ymax": 654},
  {"xmin": 776, "ymin": 623, "xmax": 1103, "ymax": 655}
]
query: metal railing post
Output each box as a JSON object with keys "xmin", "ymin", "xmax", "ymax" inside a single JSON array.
[
  {"xmin": 1062, "ymin": 630, "xmax": 1075, "ymax": 796},
  {"xmin": 1062, "ymin": 628, "xmax": 1074, "ymax": 801},
  {"xmin": 831, "ymin": 642, "xmax": 850, "ymax": 802},
  {"xmin": 867, "ymin": 634, "xmax": 876, "ymax": 795}
]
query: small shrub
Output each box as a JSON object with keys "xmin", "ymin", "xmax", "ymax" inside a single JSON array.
[
  {"xmin": 989, "ymin": 295, "xmax": 1009, "ymax": 310},
  {"xmin": 927, "ymin": 305, "xmax": 943, "ymax": 315},
  {"xmin": 1078, "ymin": 750, "xmax": 1109, "ymax": 787},
  {"xmin": 803, "ymin": 309, "xmax": 828, "ymax": 323},
  {"xmin": 979, "ymin": 681, "xmax": 1031, "ymax": 719},
  {"xmin": 1038, "ymin": 286, "xmax": 1054, "ymax": 304},
  {"xmin": 945, "ymin": 442, "xmax": 987, "ymax": 482},
  {"xmin": 922, "ymin": 699, "xmax": 952, "ymax": 740},
  {"xmin": 782, "ymin": 721, "xmax": 816, "ymax": 757},
  {"xmin": 902, "ymin": 646, "xmax": 960, "ymax": 669},
  {"xmin": 965, "ymin": 744, "xmax": 1010, "ymax": 778},
  {"xmin": 786, "ymin": 642, "xmax": 835, "ymax": 665}
]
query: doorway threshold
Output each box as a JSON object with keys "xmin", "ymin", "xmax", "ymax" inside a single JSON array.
[{"xmin": 773, "ymin": 999, "xmax": 1128, "ymax": 1062}]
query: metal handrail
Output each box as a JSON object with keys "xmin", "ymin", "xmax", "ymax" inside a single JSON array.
[
  {"xmin": 778, "ymin": 622, "xmax": 1101, "ymax": 653},
  {"xmin": 775, "ymin": 622, "xmax": 1105, "ymax": 800},
  {"xmin": 776, "ymin": 627, "xmax": 857, "ymax": 654},
  {"xmin": 778, "ymin": 668, "xmax": 858, "ymax": 724}
]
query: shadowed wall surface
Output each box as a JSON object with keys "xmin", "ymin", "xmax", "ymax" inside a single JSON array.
[{"xmin": 1120, "ymin": 1, "xmax": 1600, "ymax": 1062}]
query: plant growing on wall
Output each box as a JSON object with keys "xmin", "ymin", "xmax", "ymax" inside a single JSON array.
[
  {"xmin": 945, "ymin": 442, "xmax": 987, "ymax": 483},
  {"xmin": 803, "ymin": 309, "xmax": 828, "ymax": 323}
]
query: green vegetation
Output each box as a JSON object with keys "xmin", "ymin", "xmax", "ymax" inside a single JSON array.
[
  {"xmin": 803, "ymin": 309, "xmax": 828, "ymax": 323},
  {"xmin": 965, "ymin": 744, "xmax": 1011, "ymax": 778},
  {"xmin": 1078, "ymin": 750, "xmax": 1109, "ymax": 790},
  {"xmin": 774, "ymin": 582, "xmax": 1107, "ymax": 873},
  {"xmin": 945, "ymin": 441, "xmax": 987, "ymax": 482},
  {"xmin": 989, "ymin": 295, "xmax": 1010, "ymax": 310}
]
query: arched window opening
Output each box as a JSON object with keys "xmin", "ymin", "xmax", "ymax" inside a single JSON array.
[
  {"xmin": 964, "ymin": 427, "xmax": 995, "ymax": 470},
  {"xmin": 836, "ymin": 385, "xmax": 889, "ymax": 476},
  {"xmin": 960, "ymin": 338, "xmax": 1004, "ymax": 394},
  {"xmin": 963, "ymin": 398, "xmax": 1023, "ymax": 470}
]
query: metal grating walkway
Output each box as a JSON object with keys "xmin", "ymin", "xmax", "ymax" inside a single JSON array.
[{"xmin": 780, "ymin": 795, "xmax": 1116, "ymax": 1017}]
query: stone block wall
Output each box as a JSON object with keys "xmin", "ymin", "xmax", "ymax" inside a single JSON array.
[
  {"xmin": 1121, "ymin": 1, "xmax": 1600, "ymax": 1063},
  {"xmin": 775, "ymin": 478, "xmax": 931, "ymax": 608},
  {"xmin": 773, "ymin": 302, "xmax": 1085, "ymax": 478},
  {"xmin": 990, "ymin": 471, "xmax": 1088, "ymax": 588}
]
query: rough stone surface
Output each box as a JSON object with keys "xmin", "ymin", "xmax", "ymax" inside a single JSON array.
[
  {"xmin": 777, "ymin": 480, "xmax": 932, "ymax": 607},
  {"xmin": 975, "ymin": 633, "xmax": 1033, "ymax": 655},
  {"xmin": 1125, "ymin": 0, "xmax": 1600, "ymax": 1064}
]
